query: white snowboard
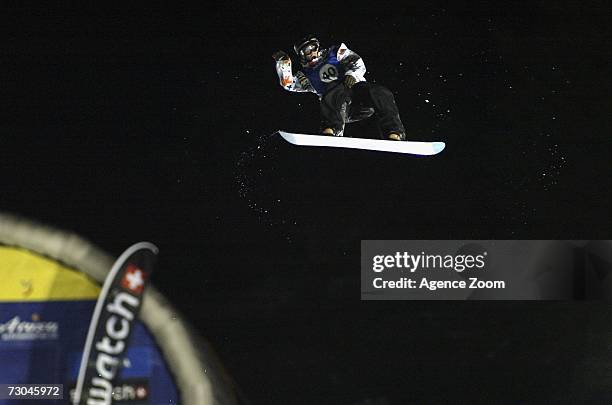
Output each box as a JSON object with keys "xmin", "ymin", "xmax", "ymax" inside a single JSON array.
[{"xmin": 278, "ymin": 131, "xmax": 445, "ymax": 156}]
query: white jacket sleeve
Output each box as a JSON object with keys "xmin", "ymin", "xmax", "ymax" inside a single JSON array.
[
  {"xmin": 336, "ymin": 43, "xmax": 367, "ymax": 83},
  {"xmin": 275, "ymin": 58, "xmax": 316, "ymax": 93}
]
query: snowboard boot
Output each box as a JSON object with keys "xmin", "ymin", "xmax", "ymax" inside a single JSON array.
[
  {"xmin": 387, "ymin": 131, "xmax": 405, "ymax": 141},
  {"xmin": 322, "ymin": 127, "xmax": 344, "ymax": 137}
]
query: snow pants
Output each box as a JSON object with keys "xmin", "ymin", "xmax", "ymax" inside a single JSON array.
[{"xmin": 319, "ymin": 81, "xmax": 406, "ymax": 138}]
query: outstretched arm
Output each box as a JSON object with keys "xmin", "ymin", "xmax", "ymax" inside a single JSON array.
[{"xmin": 272, "ymin": 51, "xmax": 315, "ymax": 93}]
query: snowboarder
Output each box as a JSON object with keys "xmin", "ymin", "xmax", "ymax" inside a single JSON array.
[{"xmin": 272, "ymin": 35, "xmax": 407, "ymax": 141}]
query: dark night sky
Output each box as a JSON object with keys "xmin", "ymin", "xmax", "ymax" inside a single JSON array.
[{"xmin": 2, "ymin": 2, "xmax": 611, "ymax": 403}]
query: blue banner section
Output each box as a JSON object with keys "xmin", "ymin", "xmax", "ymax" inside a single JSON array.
[{"xmin": 0, "ymin": 301, "xmax": 178, "ymax": 404}]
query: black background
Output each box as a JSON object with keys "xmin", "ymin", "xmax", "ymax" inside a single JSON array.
[{"xmin": 2, "ymin": 2, "xmax": 611, "ymax": 403}]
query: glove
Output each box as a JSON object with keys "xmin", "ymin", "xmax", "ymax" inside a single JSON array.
[
  {"xmin": 344, "ymin": 74, "xmax": 357, "ymax": 88},
  {"xmin": 272, "ymin": 50, "xmax": 290, "ymax": 62}
]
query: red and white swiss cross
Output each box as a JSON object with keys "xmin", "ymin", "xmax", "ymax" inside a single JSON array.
[{"xmin": 121, "ymin": 263, "xmax": 147, "ymax": 294}]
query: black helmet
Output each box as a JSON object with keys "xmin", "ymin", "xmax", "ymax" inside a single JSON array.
[{"xmin": 293, "ymin": 35, "xmax": 320, "ymax": 66}]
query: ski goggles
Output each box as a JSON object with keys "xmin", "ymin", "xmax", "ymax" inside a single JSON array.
[{"xmin": 300, "ymin": 43, "xmax": 319, "ymax": 57}]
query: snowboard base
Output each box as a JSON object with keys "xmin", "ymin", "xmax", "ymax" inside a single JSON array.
[{"xmin": 277, "ymin": 131, "xmax": 445, "ymax": 156}]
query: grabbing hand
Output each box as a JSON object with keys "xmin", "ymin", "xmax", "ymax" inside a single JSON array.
[
  {"xmin": 272, "ymin": 50, "xmax": 290, "ymax": 62},
  {"xmin": 344, "ymin": 74, "xmax": 357, "ymax": 88}
]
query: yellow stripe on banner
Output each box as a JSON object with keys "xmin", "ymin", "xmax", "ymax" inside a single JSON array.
[{"xmin": 0, "ymin": 246, "xmax": 101, "ymax": 302}]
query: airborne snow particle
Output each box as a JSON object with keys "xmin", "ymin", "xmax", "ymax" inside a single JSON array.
[{"xmin": 425, "ymin": 99, "xmax": 430, "ymax": 103}]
